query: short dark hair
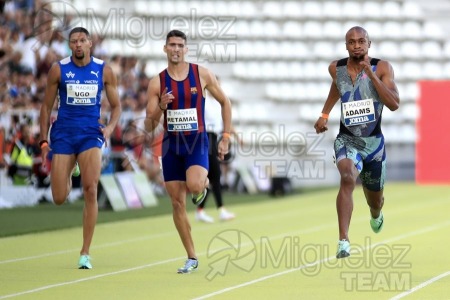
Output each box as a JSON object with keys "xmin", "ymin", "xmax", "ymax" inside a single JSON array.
[
  {"xmin": 165, "ymin": 29, "xmax": 187, "ymax": 44},
  {"xmin": 69, "ymin": 27, "xmax": 90, "ymax": 39}
]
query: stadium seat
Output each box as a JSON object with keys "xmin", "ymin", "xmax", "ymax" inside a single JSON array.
[
  {"xmin": 240, "ymin": 2, "xmax": 257, "ymax": 17},
  {"xmin": 303, "ymin": 21, "xmax": 323, "ymax": 38},
  {"xmin": 403, "ymin": 82, "xmax": 420, "ymax": 102},
  {"xmin": 288, "ymin": 62, "xmax": 304, "ymax": 79},
  {"xmin": 313, "ymin": 41, "xmax": 336, "ymax": 60},
  {"xmin": 249, "ymin": 20, "xmax": 266, "ymax": 38},
  {"xmin": 322, "ymin": 1, "xmax": 342, "ymax": 19},
  {"xmin": 228, "ymin": 1, "xmax": 242, "ymax": 17},
  {"xmin": 340, "ymin": 2, "xmax": 362, "ymax": 20},
  {"xmin": 382, "ymin": 105, "xmax": 396, "ymax": 122},
  {"xmin": 403, "ymin": 21, "xmax": 423, "ymax": 40},
  {"xmin": 273, "ymin": 62, "xmax": 290, "ymax": 79},
  {"xmin": 262, "ymin": 1, "xmax": 282, "ymax": 18},
  {"xmin": 443, "ymin": 41, "xmax": 450, "ymax": 59},
  {"xmin": 235, "ymin": 21, "xmax": 251, "ymax": 37},
  {"xmin": 402, "ymin": 1, "xmax": 422, "ymax": 19},
  {"xmin": 292, "ymin": 83, "xmax": 308, "ymax": 101},
  {"xmin": 401, "ymin": 62, "xmax": 423, "ymax": 80},
  {"xmin": 401, "ymin": 103, "xmax": 419, "ymax": 122},
  {"xmin": 379, "ymin": 41, "xmax": 401, "ymax": 60},
  {"xmin": 382, "ymin": 21, "xmax": 403, "ymax": 40},
  {"xmin": 282, "ymin": 21, "xmax": 303, "ymax": 39},
  {"xmin": 146, "ymin": 1, "xmax": 163, "ymax": 16},
  {"xmin": 361, "ymin": 2, "xmax": 382, "ymax": 19},
  {"xmin": 382, "ymin": 1, "xmax": 402, "ymax": 19},
  {"xmin": 422, "ymin": 21, "xmax": 445, "ymax": 39},
  {"xmin": 302, "ymin": 1, "xmax": 322, "ymax": 18},
  {"xmin": 364, "ymin": 21, "xmax": 383, "ymax": 40},
  {"xmin": 421, "ymin": 41, "xmax": 443, "ymax": 59},
  {"xmin": 422, "ymin": 62, "xmax": 444, "ymax": 79},
  {"xmin": 253, "ymin": 41, "xmax": 267, "ymax": 59},
  {"xmin": 264, "ymin": 41, "xmax": 279, "ymax": 59},
  {"xmin": 174, "ymin": 1, "xmax": 190, "ymax": 15},
  {"xmin": 443, "ymin": 62, "xmax": 450, "ymax": 79},
  {"xmin": 264, "ymin": 20, "xmax": 281, "ymax": 38},
  {"xmin": 322, "ymin": 21, "xmax": 342, "ymax": 39},
  {"xmin": 282, "ymin": 1, "xmax": 302, "ymax": 18},
  {"xmin": 399, "ymin": 41, "xmax": 422, "ymax": 59}
]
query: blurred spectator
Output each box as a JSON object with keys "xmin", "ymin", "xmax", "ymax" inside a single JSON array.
[
  {"xmin": 36, "ymin": 47, "xmax": 58, "ymax": 78},
  {"xmin": 7, "ymin": 123, "xmax": 38, "ymax": 185},
  {"xmin": 49, "ymin": 29, "xmax": 69, "ymax": 58},
  {"xmin": 109, "ymin": 55, "xmax": 122, "ymax": 79},
  {"xmin": 0, "ymin": 1, "xmax": 166, "ymax": 195},
  {"xmin": 122, "ymin": 120, "xmax": 163, "ymax": 187}
]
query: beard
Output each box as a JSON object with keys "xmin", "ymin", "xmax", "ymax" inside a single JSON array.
[
  {"xmin": 74, "ymin": 52, "xmax": 85, "ymax": 60},
  {"xmin": 350, "ymin": 54, "xmax": 364, "ymax": 62}
]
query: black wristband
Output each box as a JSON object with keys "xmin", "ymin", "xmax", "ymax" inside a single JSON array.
[{"xmin": 39, "ymin": 140, "xmax": 48, "ymax": 147}]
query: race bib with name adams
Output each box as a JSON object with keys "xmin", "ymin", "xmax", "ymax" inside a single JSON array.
[
  {"xmin": 342, "ymin": 98, "xmax": 376, "ymax": 126},
  {"xmin": 167, "ymin": 108, "xmax": 198, "ymax": 132}
]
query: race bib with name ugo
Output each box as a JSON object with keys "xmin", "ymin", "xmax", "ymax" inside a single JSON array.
[
  {"xmin": 167, "ymin": 108, "xmax": 198, "ymax": 132},
  {"xmin": 342, "ymin": 99, "xmax": 376, "ymax": 126},
  {"xmin": 66, "ymin": 84, "xmax": 98, "ymax": 105}
]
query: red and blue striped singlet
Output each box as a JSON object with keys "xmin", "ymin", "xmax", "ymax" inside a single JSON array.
[{"xmin": 159, "ymin": 63, "xmax": 206, "ymax": 136}]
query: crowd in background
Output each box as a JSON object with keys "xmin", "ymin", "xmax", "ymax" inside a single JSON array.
[{"xmin": 0, "ymin": 0, "xmax": 164, "ymax": 188}]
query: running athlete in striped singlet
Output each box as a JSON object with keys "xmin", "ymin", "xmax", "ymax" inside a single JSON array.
[
  {"xmin": 39, "ymin": 27, "xmax": 121, "ymax": 269},
  {"xmin": 145, "ymin": 30, "xmax": 232, "ymax": 273},
  {"xmin": 314, "ymin": 26, "xmax": 400, "ymax": 259}
]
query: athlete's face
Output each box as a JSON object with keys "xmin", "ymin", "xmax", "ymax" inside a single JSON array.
[
  {"xmin": 69, "ymin": 32, "xmax": 92, "ymax": 61},
  {"xmin": 164, "ymin": 37, "xmax": 188, "ymax": 64},
  {"xmin": 345, "ymin": 29, "xmax": 371, "ymax": 61}
]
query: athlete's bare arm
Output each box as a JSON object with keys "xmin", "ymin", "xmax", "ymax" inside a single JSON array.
[
  {"xmin": 314, "ymin": 61, "xmax": 341, "ymax": 134},
  {"xmin": 199, "ymin": 66, "xmax": 232, "ymax": 159},
  {"xmin": 361, "ymin": 55, "xmax": 399, "ymax": 111},
  {"xmin": 102, "ymin": 64, "xmax": 121, "ymax": 141},
  {"xmin": 145, "ymin": 76, "xmax": 172, "ymax": 133},
  {"xmin": 39, "ymin": 63, "xmax": 60, "ymax": 142}
]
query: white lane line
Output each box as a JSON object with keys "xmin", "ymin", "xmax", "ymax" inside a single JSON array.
[
  {"xmin": 1, "ymin": 218, "xmax": 449, "ymax": 299},
  {"xmin": 390, "ymin": 270, "xmax": 450, "ymax": 300},
  {"xmin": 0, "ymin": 256, "xmax": 183, "ymax": 299},
  {"xmin": 1, "ymin": 220, "xmax": 449, "ymax": 299},
  {"xmin": 0, "ymin": 219, "xmax": 340, "ymax": 299},
  {"xmin": 192, "ymin": 220, "xmax": 450, "ymax": 300},
  {"xmin": 0, "ymin": 232, "xmax": 175, "ymax": 265}
]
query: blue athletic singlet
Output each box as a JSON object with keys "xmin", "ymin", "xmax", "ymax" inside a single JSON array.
[
  {"xmin": 50, "ymin": 56, "xmax": 105, "ymax": 155},
  {"xmin": 159, "ymin": 63, "xmax": 209, "ymax": 181},
  {"xmin": 334, "ymin": 57, "xmax": 386, "ymax": 191}
]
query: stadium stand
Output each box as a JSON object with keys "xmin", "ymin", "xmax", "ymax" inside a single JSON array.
[{"xmin": 1, "ymin": 0, "xmax": 450, "ymax": 199}]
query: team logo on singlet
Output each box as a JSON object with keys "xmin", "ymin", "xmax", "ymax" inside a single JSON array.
[
  {"xmin": 190, "ymin": 87, "xmax": 198, "ymax": 94},
  {"xmin": 66, "ymin": 71, "xmax": 75, "ymax": 78},
  {"xmin": 66, "ymin": 84, "xmax": 98, "ymax": 105},
  {"xmin": 342, "ymin": 98, "xmax": 376, "ymax": 126},
  {"xmin": 167, "ymin": 108, "xmax": 198, "ymax": 131}
]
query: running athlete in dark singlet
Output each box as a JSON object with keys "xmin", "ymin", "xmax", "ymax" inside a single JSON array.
[
  {"xmin": 314, "ymin": 26, "xmax": 400, "ymax": 259},
  {"xmin": 145, "ymin": 30, "xmax": 232, "ymax": 274},
  {"xmin": 39, "ymin": 27, "xmax": 121, "ymax": 269}
]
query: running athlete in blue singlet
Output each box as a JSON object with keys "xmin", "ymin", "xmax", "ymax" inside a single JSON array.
[
  {"xmin": 145, "ymin": 30, "xmax": 232, "ymax": 274},
  {"xmin": 39, "ymin": 27, "xmax": 121, "ymax": 269},
  {"xmin": 314, "ymin": 26, "xmax": 400, "ymax": 259}
]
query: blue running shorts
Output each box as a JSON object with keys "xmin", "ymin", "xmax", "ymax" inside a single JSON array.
[
  {"xmin": 161, "ymin": 132, "xmax": 209, "ymax": 182},
  {"xmin": 50, "ymin": 121, "xmax": 105, "ymax": 155},
  {"xmin": 334, "ymin": 133, "xmax": 386, "ymax": 191}
]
